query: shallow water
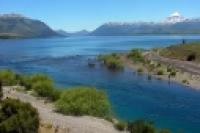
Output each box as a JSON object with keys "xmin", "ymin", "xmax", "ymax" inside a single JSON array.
[{"xmin": 1, "ymin": 36, "xmax": 200, "ymax": 133}]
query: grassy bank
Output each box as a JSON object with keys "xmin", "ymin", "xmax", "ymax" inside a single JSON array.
[
  {"xmin": 159, "ymin": 41, "xmax": 200, "ymax": 62},
  {"xmin": 109, "ymin": 48, "xmax": 200, "ymax": 89}
]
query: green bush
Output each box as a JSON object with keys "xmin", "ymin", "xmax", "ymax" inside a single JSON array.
[
  {"xmin": 98, "ymin": 54, "xmax": 123, "ymax": 70},
  {"xmin": 128, "ymin": 120, "xmax": 155, "ymax": 133},
  {"xmin": 32, "ymin": 80, "xmax": 58, "ymax": 100},
  {"xmin": 56, "ymin": 87, "xmax": 111, "ymax": 117},
  {"xmin": 30, "ymin": 73, "xmax": 52, "ymax": 84},
  {"xmin": 167, "ymin": 67, "xmax": 172, "ymax": 73},
  {"xmin": 157, "ymin": 63, "xmax": 162, "ymax": 68},
  {"xmin": 114, "ymin": 121, "xmax": 127, "ymax": 131},
  {"xmin": 51, "ymin": 89, "xmax": 62, "ymax": 101},
  {"xmin": 127, "ymin": 120, "xmax": 172, "ymax": 133},
  {"xmin": 170, "ymin": 71, "xmax": 176, "ymax": 77},
  {"xmin": 182, "ymin": 79, "xmax": 189, "ymax": 84},
  {"xmin": 0, "ymin": 70, "xmax": 17, "ymax": 86},
  {"xmin": 0, "ymin": 98, "xmax": 39, "ymax": 133},
  {"xmin": 157, "ymin": 70, "xmax": 164, "ymax": 75},
  {"xmin": 16, "ymin": 74, "xmax": 32, "ymax": 90},
  {"xmin": 147, "ymin": 64, "xmax": 156, "ymax": 72},
  {"xmin": 128, "ymin": 49, "xmax": 145, "ymax": 63}
]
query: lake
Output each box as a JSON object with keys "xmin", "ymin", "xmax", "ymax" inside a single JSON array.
[{"xmin": 1, "ymin": 36, "xmax": 200, "ymax": 133}]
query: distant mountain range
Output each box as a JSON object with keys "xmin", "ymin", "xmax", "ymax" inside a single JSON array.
[
  {"xmin": 0, "ymin": 14, "xmax": 60, "ymax": 39},
  {"xmin": 1, "ymin": 12, "xmax": 200, "ymax": 39},
  {"xmin": 90, "ymin": 12, "xmax": 200, "ymax": 36},
  {"xmin": 56, "ymin": 30, "xmax": 89, "ymax": 36}
]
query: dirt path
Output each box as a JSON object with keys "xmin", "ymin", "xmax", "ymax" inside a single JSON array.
[
  {"xmin": 146, "ymin": 52, "xmax": 200, "ymax": 75},
  {"xmin": 3, "ymin": 86, "xmax": 125, "ymax": 133}
]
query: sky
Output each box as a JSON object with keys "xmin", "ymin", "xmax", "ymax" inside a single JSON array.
[{"xmin": 0, "ymin": 0, "xmax": 199, "ymax": 32}]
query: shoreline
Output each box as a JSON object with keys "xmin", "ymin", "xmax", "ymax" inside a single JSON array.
[
  {"xmin": 3, "ymin": 86, "xmax": 124, "ymax": 133},
  {"xmin": 119, "ymin": 52, "xmax": 200, "ymax": 90}
]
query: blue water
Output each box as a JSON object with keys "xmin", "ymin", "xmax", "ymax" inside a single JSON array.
[{"xmin": 1, "ymin": 36, "xmax": 200, "ymax": 133}]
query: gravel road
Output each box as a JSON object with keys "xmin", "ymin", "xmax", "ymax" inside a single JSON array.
[{"xmin": 146, "ymin": 52, "xmax": 200, "ymax": 75}]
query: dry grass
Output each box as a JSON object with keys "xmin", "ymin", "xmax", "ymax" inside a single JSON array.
[{"xmin": 159, "ymin": 42, "xmax": 200, "ymax": 62}]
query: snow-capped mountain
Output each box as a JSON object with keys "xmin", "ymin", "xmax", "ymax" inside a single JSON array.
[
  {"xmin": 91, "ymin": 12, "xmax": 200, "ymax": 36},
  {"xmin": 164, "ymin": 12, "xmax": 186, "ymax": 24}
]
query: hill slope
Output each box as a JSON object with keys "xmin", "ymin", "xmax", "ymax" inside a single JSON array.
[
  {"xmin": 91, "ymin": 12, "xmax": 200, "ymax": 36},
  {"xmin": 91, "ymin": 20, "xmax": 200, "ymax": 36},
  {"xmin": 159, "ymin": 42, "xmax": 200, "ymax": 62},
  {"xmin": 0, "ymin": 14, "xmax": 60, "ymax": 38}
]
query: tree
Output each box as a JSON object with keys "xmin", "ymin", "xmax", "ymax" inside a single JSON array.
[{"xmin": 0, "ymin": 98, "xmax": 39, "ymax": 133}]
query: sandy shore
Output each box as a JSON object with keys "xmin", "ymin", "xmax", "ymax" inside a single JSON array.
[
  {"xmin": 120, "ymin": 52, "xmax": 200, "ymax": 90},
  {"xmin": 3, "ymin": 86, "xmax": 126, "ymax": 133}
]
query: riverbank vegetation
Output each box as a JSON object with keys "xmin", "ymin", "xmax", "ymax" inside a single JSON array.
[
  {"xmin": 0, "ymin": 69, "xmax": 173, "ymax": 133},
  {"xmin": 113, "ymin": 119, "xmax": 172, "ymax": 133},
  {"xmin": 56, "ymin": 87, "xmax": 111, "ymax": 117},
  {"xmin": 0, "ymin": 98, "xmax": 39, "ymax": 133},
  {"xmin": 160, "ymin": 41, "xmax": 200, "ymax": 62},
  {"xmin": 0, "ymin": 70, "xmax": 112, "ymax": 118},
  {"xmin": 111, "ymin": 48, "xmax": 200, "ymax": 89},
  {"xmin": 126, "ymin": 49, "xmax": 172, "ymax": 77},
  {"xmin": 97, "ymin": 53, "xmax": 123, "ymax": 70},
  {"xmin": 127, "ymin": 49, "xmax": 145, "ymax": 63}
]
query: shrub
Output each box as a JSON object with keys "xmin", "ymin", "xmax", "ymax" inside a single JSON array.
[
  {"xmin": 147, "ymin": 64, "xmax": 155, "ymax": 72},
  {"xmin": 157, "ymin": 70, "xmax": 164, "ymax": 75},
  {"xmin": 170, "ymin": 71, "xmax": 176, "ymax": 77},
  {"xmin": 114, "ymin": 121, "xmax": 127, "ymax": 131},
  {"xmin": 98, "ymin": 54, "xmax": 123, "ymax": 70},
  {"xmin": 137, "ymin": 68, "xmax": 144, "ymax": 73},
  {"xmin": 127, "ymin": 120, "xmax": 155, "ymax": 133},
  {"xmin": 158, "ymin": 129, "xmax": 172, "ymax": 133},
  {"xmin": 105, "ymin": 116, "xmax": 114, "ymax": 123},
  {"xmin": 182, "ymin": 79, "xmax": 189, "ymax": 84},
  {"xmin": 159, "ymin": 42, "xmax": 200, "ymax": 62},
  {"xmin": 16, "ymin": 74, "xmax": 32, "ymax": 90},
  {"xmin": 0, "ymin": 70, "xmax": 17, "ymax": 86},
  {"xmin": 51, "ymin": 89, "xmax": 61, "ymax": 101},
  {"xmin": 30, "ymin": 73, "xmax": 52, "ymax": 84},
  {"xmin": 0, "ymin": 80, "xmax": 3, "ymax": 100},
  {"xmin": 167, "ymin": 67, "xmax": 172, "ymax": 73},
  {"xmin": 56, "ymin": 87, "xmax": 111, "ymax": 117},
  {"xmin": 32, "ymin": 80, "xmax": 58, "ymax": 100},
  {"xmin": 128, "ymin": 49, "xmax": 145, "ymax": 63},
  {"xmin": 0, "ymin": 98, "xmax": 39, "ymax": 133},
  {"xmin": 157, "ymin": 63, "xmax": 161, "ymax": 68},
  {"xmin": 187, "ymin": 53, "xmax": 196, "ymax": 61}
]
